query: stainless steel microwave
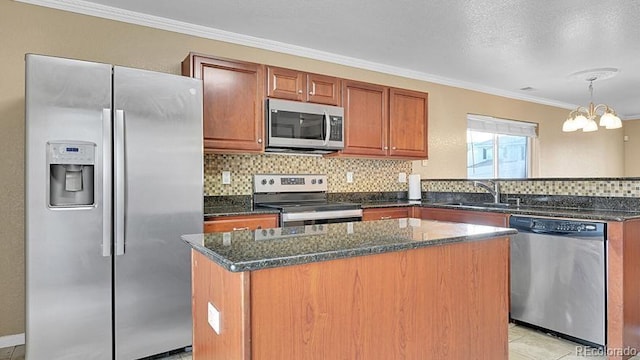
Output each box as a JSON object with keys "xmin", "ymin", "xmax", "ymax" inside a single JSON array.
[{"xmin": 265, "ymin": 98, "xmax": 344, "ymax": 153}]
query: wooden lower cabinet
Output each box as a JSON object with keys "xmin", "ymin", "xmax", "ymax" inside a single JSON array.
[
  {"xmin": 191, "ymin": 236, "xmax": 509, "ymax": 359},
  {"xmin": 606, "ymin": 219, "xmax": 640, "ymax": 360},
  {"xmin": 362, "ymin": 206, "xmax": 416, "ymax": 221},
  {"xmin": 203, "ymin": 214, "xmax": 278, "ymax": 233},
  {"xmin": 419, "ymin": 207, "xmax": 509, "ymax": 227}
]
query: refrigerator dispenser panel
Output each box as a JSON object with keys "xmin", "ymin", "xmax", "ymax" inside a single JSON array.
[{"xmin": 47, "ymin": 141, "xmax": 96, "ymax": 207}]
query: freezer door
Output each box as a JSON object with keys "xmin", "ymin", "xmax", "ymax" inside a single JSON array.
[
  {"xmin": 113, "ymin": 66, "xmax": 203, "ymax": 359},
  {"xmin": 25, "ymin": 54, "xmax": 113, "ymax": 359}
]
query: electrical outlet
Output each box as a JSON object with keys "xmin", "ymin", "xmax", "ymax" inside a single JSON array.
[
  {"xmin": 346, "ymin": 172, "xmax": 354, "ymax": 183},
  {"xmin": 208, "ymin": 302, "xmax": 220, "ymax": 334},
  {"xmin": 398, "ymin": 172, "xmax": 407, "ymax": 183},
  {"xmin": 222, "ymin": 171, "xmax": 231, "ymax": 185}
]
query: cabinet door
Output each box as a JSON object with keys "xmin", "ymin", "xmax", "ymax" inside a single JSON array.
[
  {"xmin": 267, "ymin": 66, "xmax": 305, "ymax": 102},
  {"xmin": 420, "ymin": 208, "xmax": 508, "ymax": 227},
  {"xmin": 341, "ymin": 80, "xmax": 388, "ymax": 157},
  {"xmin": 389, "ymin": 88, "xmax": 428, "ymax": 159},
  {"xmin": 183, "ymin": 54, "xmax": 264, "ymax": 152},
  {"xmin": 307, "ymin": 74, "xmax": 341, "ymax": 105},
  {"xmin": 204, "ymin": 214, "xmax": 279, "ymax": 233},
  {"xmin": 362, "ymin": 207, "xmax": 411, "ymax": 221}
]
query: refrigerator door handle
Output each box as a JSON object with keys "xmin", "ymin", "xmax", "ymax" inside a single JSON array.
[
  {"xmin": 102, "ymin": 109, "xmax": 112, "ymax": 257},
  {"xmin": 115, "ymin": 109, "xmax": 126, "ymax": 256}
]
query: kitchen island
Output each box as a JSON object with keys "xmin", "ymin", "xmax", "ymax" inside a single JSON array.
[{"xmin": 183, "ymin": 219, "xmax": 516, "ymax": 360}]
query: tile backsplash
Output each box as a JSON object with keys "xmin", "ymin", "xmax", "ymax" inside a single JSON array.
[
  {"xmin": 204, "ymin": 154, "xmax": 412, "ymax": 195},
  {"xmin": 423, "ymin": 179, "xmax": 640, "ymax": 197}
]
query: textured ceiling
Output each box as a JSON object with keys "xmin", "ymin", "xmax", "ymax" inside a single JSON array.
[{"xmin": 27, "ymin": 0, "xmax": 640, "ymax": 118}]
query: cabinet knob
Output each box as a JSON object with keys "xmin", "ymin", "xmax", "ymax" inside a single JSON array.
[
  {"xmin": 257, "ymin": 138, "xmax": 263, "ymax": 144},
  {"xmin": 298, "ymin": 90, "xmax": 303, "ymax": 94},
  {"xmin": 383, "ymin": 146, "xmax": 389, "ymax": 150},
  {"xmin": 309, "ymin": 91, "xmax": 314, "ymax": 95},
  {"xmin": 392, "ymin": 146, "xmax": 397, "ymax": 150},
  {"xmin": 380, "ymin": 216, "xmax": 392, "ymax": 220}
]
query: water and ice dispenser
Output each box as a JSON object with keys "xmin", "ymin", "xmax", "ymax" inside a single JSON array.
[{"xmin": 47, "ymin": 141, "xmax": 96, "ymax": 207}]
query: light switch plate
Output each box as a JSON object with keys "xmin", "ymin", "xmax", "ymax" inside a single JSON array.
[
  {"xmin": 222, "ymin": 232, "xmax": 231, "ymax": 246},
  {"xmin": 422, "ymin": 160, "xmax": 428, "ymax": 166},
  {"xmin": 346, "ymin": 172, "xmax": 354, "ymax": 183},
  {"xmin": 398, "ymin": 172, "xmax": 407, "ymax": 183},
  {"xmin": 222, "ymin": 171, "xmax": 231, "ymax": 185},
  {"xmin": 207, "ymin": 302, "xmax": 220, "ymax": 334}
]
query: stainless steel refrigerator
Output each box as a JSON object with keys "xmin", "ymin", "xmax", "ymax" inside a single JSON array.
[{"xmin": 25, "ymin": 54, "xmax": 203, "ymax": 359}]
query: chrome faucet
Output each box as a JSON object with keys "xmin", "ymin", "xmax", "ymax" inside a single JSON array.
[{"xmin": 473, "ymin": 180, "xmax": 500, "ymax": 203}]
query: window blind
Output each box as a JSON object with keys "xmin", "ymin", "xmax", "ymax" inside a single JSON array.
[{"xmin": 467, "ymin": 114, "xmax": 538, "ymax": 138}]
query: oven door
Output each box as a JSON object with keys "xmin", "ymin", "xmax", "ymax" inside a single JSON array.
[{"xmin": 281, "ymin": 209, "xmax": 362, "ymax": 227}]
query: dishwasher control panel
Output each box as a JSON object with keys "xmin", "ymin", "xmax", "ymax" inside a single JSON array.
[{"xmin": 510, "ymin": 216, "xmax": 605, "ymax": 236}]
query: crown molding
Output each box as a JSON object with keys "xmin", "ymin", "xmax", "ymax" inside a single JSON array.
[{"xmin": 16, "ymin": 0, "xmax": 578, "ymax": 111}]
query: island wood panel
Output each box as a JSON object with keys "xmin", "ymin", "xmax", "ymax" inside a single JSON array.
[
  {"xmin": 203, "ymin": 214, "xmax": 279, "ymax": 233},
  {"xmin": 607, "ymin": 220, "xmax": 640, "ymax": 360},
  {"xmin": 419, "ymin": 207, "xmax": 509, "ymax": 227},
  {"xmin": 362, "ymin": 206, "xmax": 412, "ymax": 221},
  {"xmin": 249, "ymin": 237, "xmax": 509, "ymax": 359},
  {"xmin": 191, "ymin": 250, "xmax": 250, "ymax": 360}
]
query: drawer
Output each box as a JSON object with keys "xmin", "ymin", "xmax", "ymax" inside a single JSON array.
[{"xmin": 204, "ymin": 214, "xmax": 279, "ymax": 232}]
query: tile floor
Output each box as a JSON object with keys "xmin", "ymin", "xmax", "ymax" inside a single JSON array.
[{"xmin": 3, "ymin": 324, "xmax": 640, "ymax": 359}]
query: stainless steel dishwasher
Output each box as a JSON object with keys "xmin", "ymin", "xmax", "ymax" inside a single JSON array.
[{"xmin": 509, "ymin": 215, "xmax": 606, "ymax": 347}]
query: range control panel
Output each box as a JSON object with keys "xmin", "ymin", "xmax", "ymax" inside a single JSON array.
[{"xmin": 254, "ymin": 174, "xmax": 327, "ymax": 193}]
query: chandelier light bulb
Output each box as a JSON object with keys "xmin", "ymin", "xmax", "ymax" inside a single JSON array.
[
  {"xmin": 562, "ymin": 118, "xmax": 578, "ymax": 132},
  {"xmin": 599, "ymin": 112, "xmax": 615, "ymax": 127},
  {"xmin": 573, "ymin": 114, "xmax": 588, "ymax": 129},
  {"xmin": 583, "ymin": 118, "xmax": 599, "ymax": 132},
  {"xmin": 605, "ymin": 114, "xmax": 622, "ymax": 129}
]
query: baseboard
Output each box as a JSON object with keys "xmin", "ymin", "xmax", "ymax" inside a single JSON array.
[{"xmin": 0, "ymin": 333, "xmax": 25, "ymax": 348}]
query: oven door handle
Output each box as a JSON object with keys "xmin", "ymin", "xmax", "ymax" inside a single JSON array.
[{"xmin": 282, "ymin": 209, "xmax": 363, "ymax": 222}]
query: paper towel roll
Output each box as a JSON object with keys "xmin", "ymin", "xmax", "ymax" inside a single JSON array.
[{"xmin": 408, "ymin": 174, "xmax": 421, "ymax": 201}]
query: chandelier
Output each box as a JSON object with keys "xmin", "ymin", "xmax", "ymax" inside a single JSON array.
[{"xmin": 562, "ymin": 76, "xmax": 622, "ymax": 132}]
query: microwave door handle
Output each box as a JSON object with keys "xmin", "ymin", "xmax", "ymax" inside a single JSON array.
[{"xmin": 323, "ymin": 110, "xmax": 330, "ymax": 146}]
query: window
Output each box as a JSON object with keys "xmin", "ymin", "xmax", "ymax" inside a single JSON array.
[{"xmin": 467, "ymin": 114, "xmax": 537, "ymax": 179}]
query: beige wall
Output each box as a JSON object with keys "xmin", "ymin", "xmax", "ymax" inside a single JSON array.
[
  {"xmin": 0, "ymin": 1, "xmax": 628, "ymax": 337},
  {"xmin": 624, "ymin": 119, "xmax": 640, "ymax": 176}
]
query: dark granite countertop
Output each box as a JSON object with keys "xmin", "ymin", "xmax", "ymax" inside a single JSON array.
[
  {"xmin": 421, "ymin": 202, "xmax": 640, "ymax": 222},
  {"xmin": 182, "ymin": 219, "xmax": 516, "ymax": 272},
  {"xmin": 360, "ymin": 200, "xmax": 421, "ymax": 208},
  {"xmin": 202, "ymin": 196, "xmax": 640, "ymax": 222}
]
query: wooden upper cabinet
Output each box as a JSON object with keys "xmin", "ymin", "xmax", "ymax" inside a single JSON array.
[
  {"xmin": 267, "ymin": 66, "xmax": 341, "ymax": 105},
  {"xmin": 341, "ymin": 80, "xmax": 388, "ymax": 157},
  {"xmin": 341, "ymin": 81, "xmax": 428, "ymax": 159},
  {"xmin": 389, "ymin": 88, "xmax": 428, "ymax": 158},
  {"xmin": 182, "ymin": 53, "xmax": 265, "ymax": 153}
]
